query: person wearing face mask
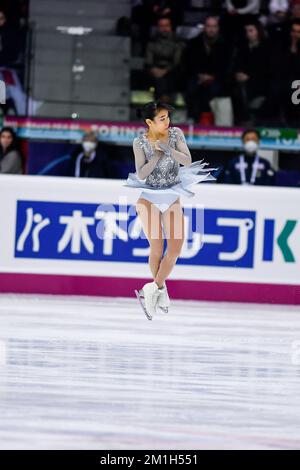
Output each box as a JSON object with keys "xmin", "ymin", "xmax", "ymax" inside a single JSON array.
[
  {"xmin": 145, "ymin": 16, "xmax": 184, "ymax": 103},
  {"xmin": 69, "ymin": 131, "xmax": 109, "ymax": 179},
  {"xmin": 222, "ymin": 129, "xmax": 276, "ymax": 185}
]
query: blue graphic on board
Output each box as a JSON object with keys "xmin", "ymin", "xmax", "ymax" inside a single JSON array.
[{"xmin": 15, "ymin": 200, "xmax": 256, "ymax": 268}]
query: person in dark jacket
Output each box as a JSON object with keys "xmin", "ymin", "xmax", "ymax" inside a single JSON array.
[
  {"xmin": 222, "ymin": 128, "xmax": 276, "ymax": 185},
  {"xmin": 222, "ymin": 0, "xmax": 260, "ymax": 44},
  {"xmin": 266, "ymin": 19, "xmax": 300, "ymax": 126},
  {"xmin": 232, "ymin": 20, "xmax": 271, "ymax": 124},
  {"xmin": 70, "ymin": 131, "xmax": 110, "ymax": 179},
  {"xmin": 184, "ymin": 16, "xmax": 231, "ymax": 122},
  {"xmin": 0, "ymin": 126, "xmax": 23, "ymax": 174},
  {"xmin": 145, "ymin": 16, "xmax": 184, "ymax": 103},
  {"xmin": 0, "ymin": 9, "xmax": 21, "ymax": 66}
]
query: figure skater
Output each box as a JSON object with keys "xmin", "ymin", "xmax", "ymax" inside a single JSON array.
[{"xmin": 124, "ymin": 101, "xmax": 218, "ymax": 320}]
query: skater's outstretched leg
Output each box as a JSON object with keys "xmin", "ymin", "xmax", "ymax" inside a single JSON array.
[{"xmin": 154, "ymin": 199, "xmax": 184, "ymax": 288}]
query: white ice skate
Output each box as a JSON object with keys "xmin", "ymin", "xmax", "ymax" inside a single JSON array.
[
  {"xmin": 156, "ymin": 282, "xmax": 170, "ymax": 314},
  {"xmin": 135, "ymin": 281, "xmax": 160, "ymax": 320},
  {"xmin": 136, "ymin": 282, "xmax": 170, "ymax": 314}
]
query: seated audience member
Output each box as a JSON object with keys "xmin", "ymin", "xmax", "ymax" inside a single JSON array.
[
  {"xmin": 0, "ymin": 126, "xmax": 23, "ymax": 174},
  {"xmin": 184, "ymin": 16, "xmax": 231, "ymax": 122},
  {"xmin": 131, "ymin": 1, "xmax": 184, "ymax": 57},
  {"xmin": 291, "ymin": 0, "xmax": 300, "ymax": 18},
  {"xmin": 267, "ymin": 0, "xmax": 290, "ymax": 41},
  {"xmin": 222, "ymin": 0, "xmax": 261, "ymax": 43},
  {"xmin": 70, "ymin": 131, "xmax": 110, "ymax": 179},
  {"xmin": 0, "ymin": 9, "xmax": 21, "ymax": 66},
  {"xmin": 222, "ymin": 128, "xmax": 276, "ymax": 185},
  {"xmin": 0, "ymin": 8, "xmax": 28, "ymax": 116},
  {"xmin": 269, "ymin": 18, "xmax": 300, "ymax": 125},
  {"xmin": 232, "ymin": 20, "xmax": 270, "ymax": 124},
  {"xmin": 145, "ymin": 16, "xmax": 184, "ymax": 103},
  {"xmin": 149, "ymin": 0, "xmax": 185, "ymax": 28},
  {"xmin": 269, "ymin": 0, "xmax": 289, "ymax": 23}
]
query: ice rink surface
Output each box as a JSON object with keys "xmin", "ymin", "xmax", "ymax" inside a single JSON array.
[{"xmin": 0, "ymin": 293, "xmax": 299, "ymax": 450}]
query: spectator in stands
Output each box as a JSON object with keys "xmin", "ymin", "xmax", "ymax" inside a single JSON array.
[
  {"xmin": 291, "ymin": 0, "xmax": 300, "ymax": 18},
  {"xmin": 184, "ymin": 16, "xmax": 231, "ymax": 123},
  {"xmin": 131, "ymin": 0, "xmax": 184, "ymax": 54},
  {"xmin": 0, "ymin": 9, "xmax": 21, "ymax": 66},
  {"xmin": 151, "ymin": 0, "xmax": 172, "ymax": 19},
  {"xmin": 222, "ymin": 0, "xmax": 261, "ymax": 43},
  {"xmin": 145, "ymin": 16, "xmax": 184, "ymax": 103},
  {"xmin": 70, "ymin": 131, "xmax": 110, "ymax": 179},
  {"xmin": 269, "ymin": 0, "xmax": 289, "ymax": 24},
  {"xmin": 221, "ymin": 128, "xmax": 276, "ymax": 185},
  {"xmin": 267, "ymin": 0, "xmax": 290, "ymax": 41},
  {"xmin": 148, "ymin": 0, "xmax": 185, "ymax": 28},
  {"xmin": 0, "ymin": 0, "xmax": 27, "ymax": 28},
  {"xmin": 0, "ymin": 126, "xmax": 23, "ymax": 174},
  {"xmin": 232, "ymin": 20, "xmax": 270, "ymax": 124},
  {"xmin": 269, "ymin": 18, "xmax": 300, "ymax": 126},
  {"xmin": 267, "ymin": 1, "xmax": 300, "ymax": 42}
]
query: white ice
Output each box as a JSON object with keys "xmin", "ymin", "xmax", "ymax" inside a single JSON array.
[{"xmin": 0, "ymin": 293, "xmax": 299, "ymax": 450}]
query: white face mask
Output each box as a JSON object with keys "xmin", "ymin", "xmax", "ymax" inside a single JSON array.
[
  {"xmin": 244, "ymin": 140, "xmax": 258, "ymax": 154},
  {"xmin": 82, "ymin": 141, "xmax": 97, "ymax": 153}
]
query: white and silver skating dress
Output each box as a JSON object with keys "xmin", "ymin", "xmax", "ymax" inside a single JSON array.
[{"xmin": 123, "ymin": 126, "xmax": 218, "ymax": 213}]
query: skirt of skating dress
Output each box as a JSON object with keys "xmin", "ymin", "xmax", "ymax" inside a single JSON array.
[{"xmin": 123, "ymin": 159, "xmax": 218, "ymax": 213}]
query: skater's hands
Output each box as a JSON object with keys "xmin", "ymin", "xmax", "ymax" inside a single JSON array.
[{"xmin": 153, "ymin": 140, "xmax": 167, "ymax": 154}]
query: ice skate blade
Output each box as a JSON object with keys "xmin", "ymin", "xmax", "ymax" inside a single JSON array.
[
  {"xmin": 134, "ymin": 289, "xmax": 152, "ymax": 321},
  {"xmin": 159, "ymin": 307, "xmax": 168, "ymax": 314}
]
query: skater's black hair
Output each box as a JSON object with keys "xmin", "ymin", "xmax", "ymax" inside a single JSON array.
[
  {"xmin": 136, "ymin": 101, "xmax": 175, "ymax": 123},
  {"xmin": 241, "ymin": 128, "xmax": 260, "ymax": 142}
]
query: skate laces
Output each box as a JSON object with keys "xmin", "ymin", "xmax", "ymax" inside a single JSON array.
[{"xmin": 152, "ymin": 287, "xmax": 160, "ymax": 307}]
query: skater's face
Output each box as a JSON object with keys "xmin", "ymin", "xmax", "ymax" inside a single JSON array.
[
  {"xmin": 0, "ymin": 131, "xmax": 13, "ymax": 151},
  {"xmin": 204, "ymin": 18, "xmax": 219, "ymax": 39},
  {"xmin": 147, "ymin": 110, "xmax": 170, "ymax": 133}
]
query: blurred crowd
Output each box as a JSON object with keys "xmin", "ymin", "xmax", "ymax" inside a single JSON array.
[
  {"xmin": 130, "ymin": 0, "xmax": 300, "ymax": 127},
  {"xmin": 1, "ymin": 0, "xmax": 299, "ymax": 186},
  {"xmin": 0, "ymin": 0, "xmax": 29, "ymax": 116}
]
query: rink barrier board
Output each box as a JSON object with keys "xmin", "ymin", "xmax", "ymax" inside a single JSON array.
[
  {"xmin": 0, "ymin": 274, "xmax": 299, "ymax": 305},
  {"xmin": 0, "ymin": 174, "xmax": 300, "ymax": 304}
]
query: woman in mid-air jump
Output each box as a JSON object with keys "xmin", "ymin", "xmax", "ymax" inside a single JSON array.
[{"xmin": 124, "ymin": 101, "xmax": 217, "ymax": 320}]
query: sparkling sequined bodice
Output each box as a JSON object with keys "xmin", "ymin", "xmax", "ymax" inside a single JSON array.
[{"xmin": 136, "ymin": 127, "xmax": 181, "ymax": 188}]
